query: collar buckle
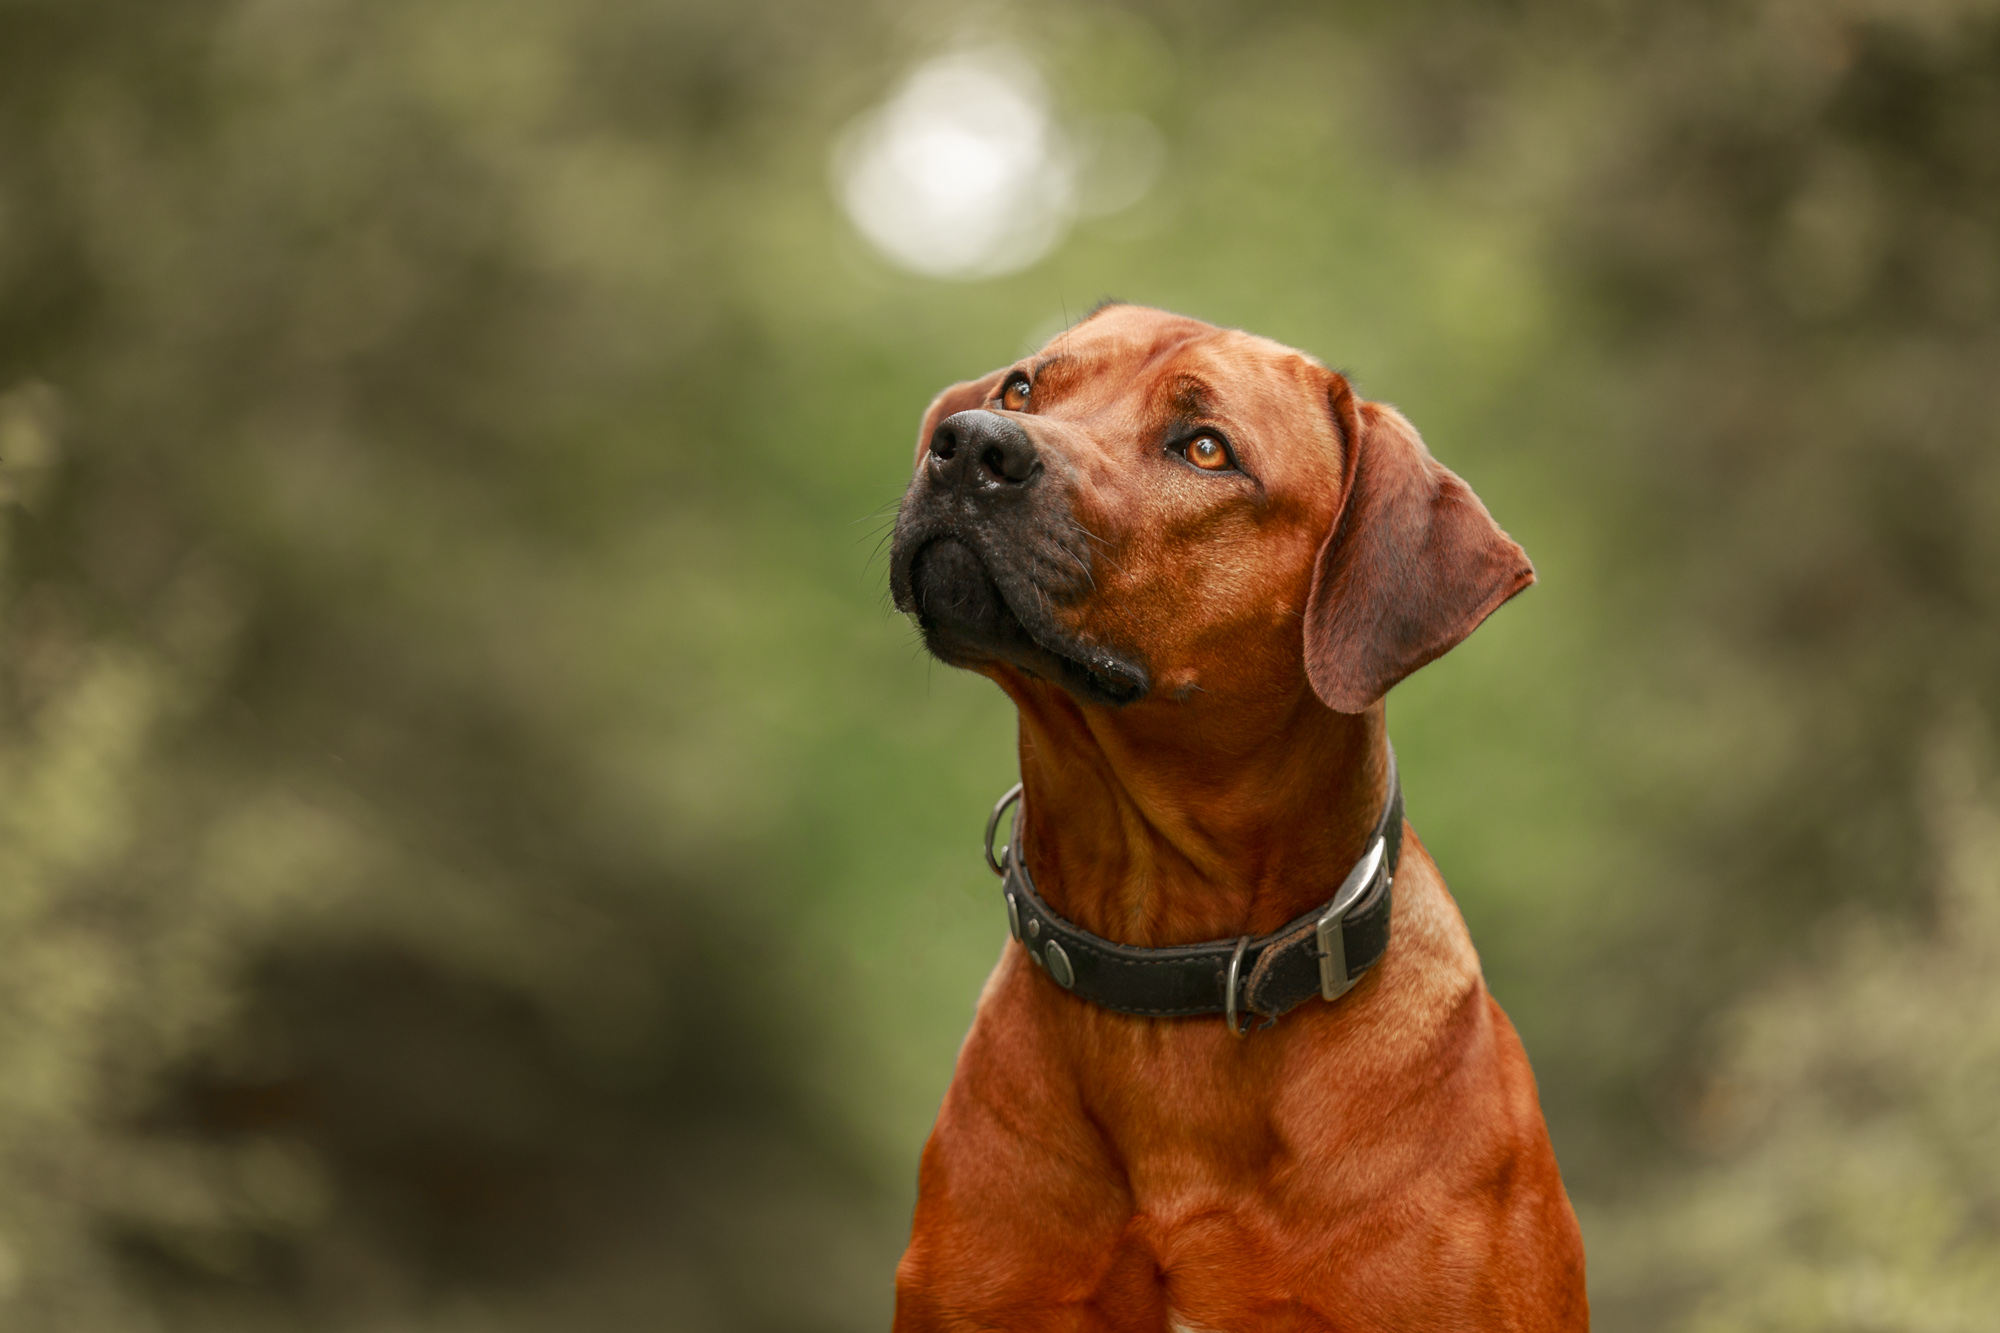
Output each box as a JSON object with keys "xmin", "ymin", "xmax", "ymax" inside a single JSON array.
[{"xmin": 1316, "ymin": 836, "xmax": 1386, "ymax": 1001}]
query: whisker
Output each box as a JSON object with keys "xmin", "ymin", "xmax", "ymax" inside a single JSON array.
[
  {"xmin": 1065, "ymin": 519, "xmax": 1126, "ymax": 575},
  {"xmin": 849, "ymin": 497, "xmax": 905, "ymax": 525},
  {"xmin": 1049, "ymin": 540, "xmax": 1095, "ymax": 590}
]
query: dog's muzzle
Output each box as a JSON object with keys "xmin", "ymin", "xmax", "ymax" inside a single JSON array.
[{"xmin": 889, "ymin": 412, "xmax": 1148, "ymax": 705}]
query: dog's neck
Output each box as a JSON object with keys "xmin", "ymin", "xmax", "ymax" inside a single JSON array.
[{"xmin": 1004, "ymin": 678, "xmax": 1392, "ymax": 947}]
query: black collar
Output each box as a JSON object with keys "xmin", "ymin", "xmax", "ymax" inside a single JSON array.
[{"xmin": 986, "ymin": 747, "xmax": 1403, "ymax": 1035}]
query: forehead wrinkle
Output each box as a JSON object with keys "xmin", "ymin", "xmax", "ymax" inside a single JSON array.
[
  {"xmin": 1030, "ymin": 324, "xmax": 1259, "ymax": 432},
  {"xmin": 1151, "ymin": 339, "xmax": 1274, "ymax": 429},
  {"xmin": 1056, "ymin": 320, "xmax": 1214, "ymax": 382}
]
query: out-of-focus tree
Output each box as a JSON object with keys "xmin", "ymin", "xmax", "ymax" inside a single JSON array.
[
  {"xmin": 1603, "ymin": 717, "xmax": 2000, "ymax": 1331},
  {"xmin": 1515, "ymin": 2, "xmax": 2000, "ymax": 1324},
  {"xmin": 0, "ymin": 1, "xmax": 908, "ymax": 1327}
]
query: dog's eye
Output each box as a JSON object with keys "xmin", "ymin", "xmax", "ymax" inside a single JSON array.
[
  {"xmin": 1001, "ymin": 376, "xmax": 1031, "ymax": 412},
  {"xmin": 1185, "ymin": 434, "xmax": 1232, "ymax": 471}
]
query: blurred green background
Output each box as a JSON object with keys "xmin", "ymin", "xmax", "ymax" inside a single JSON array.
[{"xmin": 2, "ymin": 0, "xmax": 1998, "ymax": 1328}]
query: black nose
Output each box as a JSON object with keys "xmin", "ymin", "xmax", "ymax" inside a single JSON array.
[{"xmin": 929, "ymin": 410, "xmax": 1041, "ymax": 487}]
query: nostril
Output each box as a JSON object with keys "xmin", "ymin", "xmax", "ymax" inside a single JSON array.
[
  {"xmin": 981, "ymin": 441, "xmax": 1040, "ymax": 484},
  {"xmin": 930, "ymin": 410, "xmax": 1038, "ymax": 486}
]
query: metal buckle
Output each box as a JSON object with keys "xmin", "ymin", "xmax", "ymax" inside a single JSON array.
[
  {"xmin": 1224, "ymin": 935, "xmax": 1252, "ymax": 1038},
  {"xmin": 985, "ymin": 782, "xmax": 1023, "ymax": 877},
  {"xmin": 1315, "ymin": 836, "xmax": 1385, "ymax": 1001}
]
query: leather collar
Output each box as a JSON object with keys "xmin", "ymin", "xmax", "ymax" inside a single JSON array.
[{"xmin": 989, "ymin": 747, "xmax": 1403, "ymax": 1034}]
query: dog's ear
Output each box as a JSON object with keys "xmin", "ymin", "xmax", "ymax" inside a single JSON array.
[
  {"xmin": 1303, "ymin": 377, "xmax": 1535, "ymax": 714},
  {"xmin": 914, "ymin": 369, "xmax": 1009, "ymax": 465}
]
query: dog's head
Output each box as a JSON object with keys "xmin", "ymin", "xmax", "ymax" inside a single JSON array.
[{"xmin": 888, "ymin": 304, "xmax": 1533, "ymax": 714}]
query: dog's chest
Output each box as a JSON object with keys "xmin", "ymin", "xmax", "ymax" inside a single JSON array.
[{"xmin": 1075, "ymin": 1029, "xmax": 1386, "ymax": 1213}]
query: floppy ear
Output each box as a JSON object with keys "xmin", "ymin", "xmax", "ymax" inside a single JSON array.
[
  {"xmin": 914, "ymin": 369, "xmax": 1008, "ymax": 465},
  {"xmin": 1303, "ymin": 379, "xmax": 1536, "ymax": 713}
]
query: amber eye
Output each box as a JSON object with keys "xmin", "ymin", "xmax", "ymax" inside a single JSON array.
[
  {"xmin": 1186, "ymin": 434, "xmax": 1231, "ymax": 471},
  {"xmin": 1001, "ymin": 376, "xmax": 1031, "ymax": 411}
]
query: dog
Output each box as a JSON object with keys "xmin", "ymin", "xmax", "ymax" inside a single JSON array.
[{"xmin": 886, "ymin": 304, "xmax": 1586, "ymax": 1331}]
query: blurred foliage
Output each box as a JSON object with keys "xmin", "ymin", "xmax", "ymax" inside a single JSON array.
[
  {"xmin": 1594, "ymin": 718, "xmax": 2000, "ymax": 1332},
  {"xmin": 0, "ymin": 0, "xmax": 1996, "ymax": 1329}
]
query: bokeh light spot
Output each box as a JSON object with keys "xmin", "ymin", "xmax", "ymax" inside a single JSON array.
[{"xmin": 835, "ymin": 48, "xmax": 1077, "ymax": 280}]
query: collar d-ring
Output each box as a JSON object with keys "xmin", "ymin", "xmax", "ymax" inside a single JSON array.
[
  {"xmin": 984, "ymin": 783, "xmax": 1023, "ymax": 877},
  {"xmin": 1225, "ymin": 935, "xmax": 1252, "ymax": 1038}
]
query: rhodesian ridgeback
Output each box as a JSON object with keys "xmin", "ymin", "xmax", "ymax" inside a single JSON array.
[{"xmin": 887, "ymin": 304, "xmax": 1586, "ymax": 1331}]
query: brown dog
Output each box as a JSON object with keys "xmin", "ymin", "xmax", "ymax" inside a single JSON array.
[{"xmin": 887, "ymin": 305, "xmax": 1586, "ymax": 1331}]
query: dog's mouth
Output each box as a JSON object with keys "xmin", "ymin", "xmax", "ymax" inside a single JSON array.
[{"xmin": 900, "ymin": 537, "xmax": 1148, "ymax": 706}]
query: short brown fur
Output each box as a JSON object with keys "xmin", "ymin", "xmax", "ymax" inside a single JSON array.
[{"xmin": 893, "ymin": 306, "xmax": 1584, "ymax": 1331}]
